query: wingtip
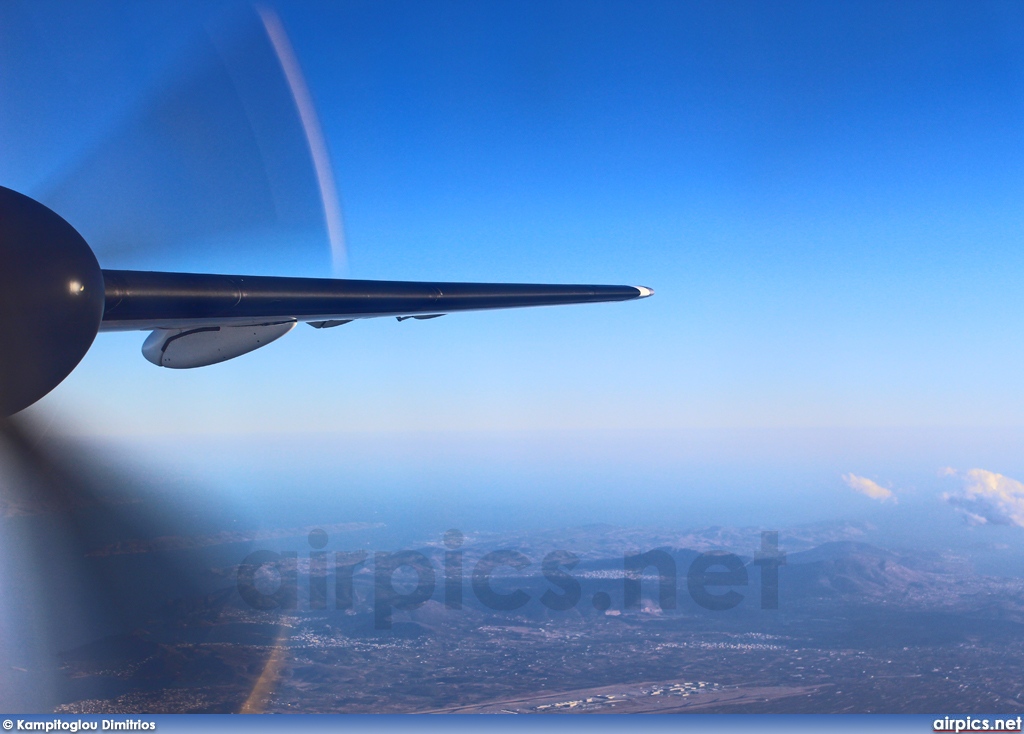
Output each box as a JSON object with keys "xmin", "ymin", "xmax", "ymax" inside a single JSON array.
[{"xmin": 633, "ymin": 285, "xmax": 654, "ymax": 298}]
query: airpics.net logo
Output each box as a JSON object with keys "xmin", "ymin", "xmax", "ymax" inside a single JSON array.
[
  {"xmin": 934, "ymin": 717, "xmax": 1024, "ymax": 732},
  {"xmin": 235, "ymin": 529, "xmax": 786, "ymax": 629}
]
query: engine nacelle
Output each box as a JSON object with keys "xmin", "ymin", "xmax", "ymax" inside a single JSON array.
[
  {"xmin": 0, "ymin": 187, "xmax": 105, "ymax": 416},
  {"xmin": 141, "ymin": 322, "xmax": 296, "ymax": 369}
]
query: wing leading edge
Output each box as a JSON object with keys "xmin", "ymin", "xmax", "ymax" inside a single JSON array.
[{"xmin": 99, "ymin": 270, "xmax": 653, "ymax": 331}]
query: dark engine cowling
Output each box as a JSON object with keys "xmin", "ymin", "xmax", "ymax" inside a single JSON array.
[{"xmin": 0, "ymin": 186, "xmax": 105, "ymax": 416}]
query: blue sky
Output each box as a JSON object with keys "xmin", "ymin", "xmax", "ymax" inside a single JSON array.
[{"xmin": 4, "ymin": 1, "xmax": 1024, "ymax": 536}]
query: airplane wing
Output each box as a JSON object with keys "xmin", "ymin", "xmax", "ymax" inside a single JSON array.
[
  {"xmin": 0, "ymin": 183, "xmax": 654, "ymax": 404},
  {"xmin": 98, "ymin": 269, "xmax": 654, "ymax": 368},
  {"xmin": 100, "ymin": 270, "xmax": 653, "ymax": 330}
]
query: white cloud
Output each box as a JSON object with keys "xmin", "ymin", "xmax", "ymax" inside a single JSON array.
[
  {"xmin": 842, "ymin": 473, "xmax": 896, "ymax": 503},
  {"xmin": 942, "ymin": 468, "xmax": 1024, "ymax": 528}
]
